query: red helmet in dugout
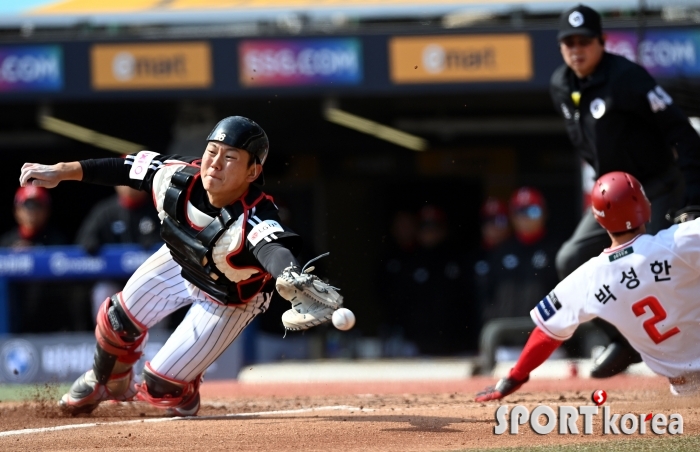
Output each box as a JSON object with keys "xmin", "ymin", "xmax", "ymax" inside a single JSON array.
[
  {"xmin": 510, "ymin": 187, "xmax": 546, "ymax": 211},
  {"xmin": 591, "ymin": 172, "xmax": 651, "ymax": 233}
]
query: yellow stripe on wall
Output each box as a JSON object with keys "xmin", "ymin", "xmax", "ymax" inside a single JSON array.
[
  {"xmin": 173, "ymin": 0, "xmax": 568, "ymax": 7},
  {"xmin": 171, "ymin": 0, "xmax": 499, "ymax": 8},
  {"xmin": 28, "ymin": 0, "xmax": 573, "ymax": 14},
  {"xmin": 29, "ymin": 0, "xmax": 160, "ymax": 15}
]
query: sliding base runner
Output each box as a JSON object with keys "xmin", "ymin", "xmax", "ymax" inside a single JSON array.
[{"xmin": 477, "ymin": 172, "xmax": 700, "ymax": 402}]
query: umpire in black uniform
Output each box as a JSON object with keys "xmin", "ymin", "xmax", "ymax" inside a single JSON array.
[{"xmin": 551, "ymin": 4, "xmax": 700, "ymax": 377}]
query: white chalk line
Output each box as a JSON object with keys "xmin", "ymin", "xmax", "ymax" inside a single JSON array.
[{"xmin": 0, "ymin": 405, "xmax": 371, "ymax": 438}]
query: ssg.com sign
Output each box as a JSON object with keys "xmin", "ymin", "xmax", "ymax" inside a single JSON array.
[
  {"xmin": 0, "ymin": 46, "xmax": 63, "ymax": 92},
  {"xmin": 239, "ymin": 38, "xmax": 362, "ymax": 87},
  {"xmin": 606, "ymin": 30, "xmax": 700, "ymax": 77}
]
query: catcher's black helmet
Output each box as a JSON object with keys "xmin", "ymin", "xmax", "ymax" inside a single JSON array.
[{"xmin": 206, "ymin": 116, "xmax": 268, "ymax": 184}]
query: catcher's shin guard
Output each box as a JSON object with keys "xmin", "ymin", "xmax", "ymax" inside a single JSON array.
[
  {"xmin": 135, "ymin": 363, "xmax": 202, "ymax": 417},
  {"xmin": 59, "ymin": 294, "xmax": 145, "ymax": 415}
]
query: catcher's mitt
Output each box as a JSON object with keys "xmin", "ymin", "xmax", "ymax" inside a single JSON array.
[
  {"xmin": 276, "ymin": 253, "xmax": 343, "ymax": 331},
  {"xmin": 666, "ymin": 205, "xmax": 700, "ymax": 224}
]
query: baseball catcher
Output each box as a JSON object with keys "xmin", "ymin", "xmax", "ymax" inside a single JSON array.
[
  {"xmin": 477, "ymin": 172, "xmax": 700, "ymax": 401},
  {"xmin": 19, "ymin": 116, "xmax": 343, "ymax": 416}
]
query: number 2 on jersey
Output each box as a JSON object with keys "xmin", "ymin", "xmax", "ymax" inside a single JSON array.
[{"xmin": 631, "ymin": 296, "xmax": 680, "ymax": 344}]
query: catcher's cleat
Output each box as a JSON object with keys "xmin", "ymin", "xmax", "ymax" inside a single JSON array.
[
  {"xmin": 165, "ymin": 392, "xmax": 201, "ymax": 417},
  {"xmin": 59, "ymin": 369, "xmax": 137, "ymax": 415},
  {"xmin": 276, "ymin": 253, "xmax": 343, "ymax": 331},
  {"xmin": 135, "ymin": 364, "xmax": 203, "ymax": 417}
]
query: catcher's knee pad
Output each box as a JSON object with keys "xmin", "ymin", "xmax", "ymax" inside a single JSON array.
[
  {"xmin": 93, "ymin": 294, "xmax": 146, "ymax": 384},
  {"xmin": 136, "ymin": 363, "xmax": 202, "ymax": 410}
]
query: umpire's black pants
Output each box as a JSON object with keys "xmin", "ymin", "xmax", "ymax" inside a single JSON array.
[{"xmin": 555, "ymin": 165, "xmax": 684, "ymax": 343}]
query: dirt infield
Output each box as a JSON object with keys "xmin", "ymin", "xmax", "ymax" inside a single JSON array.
[{"xmin": 1, "ymin": 375, "xmax": 699, "ymax": 451}]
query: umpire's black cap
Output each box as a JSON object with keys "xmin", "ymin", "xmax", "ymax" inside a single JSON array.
[{"xmin": 557, "ymin": 4, "xmax": 603, "ymax": 41}]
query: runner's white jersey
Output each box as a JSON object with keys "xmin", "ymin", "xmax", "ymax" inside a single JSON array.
[{"xmin": 531, "ymin": 219, "xmax": 700, "ymax": 378}]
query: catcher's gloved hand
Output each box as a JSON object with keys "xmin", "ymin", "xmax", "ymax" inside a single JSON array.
[
  {"xmin": 276, "ymin": 253, "xmax": 343, "ymax": 331},
  {"xmin": 665, "ymin": 205, "xmax": 700, "ymax": 224},
  {"xmin": 475, "ymin": 374, "xmax": 529, "ymax": 402}
]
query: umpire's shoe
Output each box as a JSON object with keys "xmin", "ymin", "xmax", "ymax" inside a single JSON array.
[
  {"xmin": 59, "ymin": 370, "xmax": 136, "ymax": 415},
  {"xmin": 590, "ymin": 341, "xmax": 642, "ymax": 378}
]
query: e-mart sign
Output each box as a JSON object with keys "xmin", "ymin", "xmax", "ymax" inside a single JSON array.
[
  {"xmin": 389, "ymin": 34, "xmax": 532, "ymax": 83},
  {"xmin": 91, "ymin": 42, "xmax": 211, "ymax": 90}
]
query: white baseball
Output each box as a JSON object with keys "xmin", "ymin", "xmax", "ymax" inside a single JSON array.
[{"xmin": 332, "ymin": 308, "xmax": 355, "ymax": 331}]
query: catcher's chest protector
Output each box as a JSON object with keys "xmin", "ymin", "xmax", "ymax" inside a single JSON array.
[{"xmin": 160, "ymin": 165, "xmax": 270, "ymax": 305}]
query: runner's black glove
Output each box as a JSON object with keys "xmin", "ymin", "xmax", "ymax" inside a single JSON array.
[{"xmin": 475, "ymin": 375, "xmax": 529, "ymax": 402}]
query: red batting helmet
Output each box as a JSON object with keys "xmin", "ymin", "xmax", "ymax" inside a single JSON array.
[
  {"xmin": 510, "ymin": 187, "xmax": 546, "ymax": 218},
  {"xmin": 510, "ymin": 187, "xmax": 545, "ymax": 209},
  {"xmin": 591, "ymin": 172, "xmax": 651, "ymax": 233}
]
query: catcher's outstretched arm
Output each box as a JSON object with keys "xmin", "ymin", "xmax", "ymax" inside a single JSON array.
[
  {"xmin": 475, "ymin": 326, "xmax": 563, "ymax": 402},
  {"xmin": 253, "ymin": 242, "xmax": 300, "ymax": 278}
]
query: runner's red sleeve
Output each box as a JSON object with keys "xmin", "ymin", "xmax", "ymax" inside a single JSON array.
[{"xmin": 509, "ymin": 326, "xmax": 564, "ymax": 381}]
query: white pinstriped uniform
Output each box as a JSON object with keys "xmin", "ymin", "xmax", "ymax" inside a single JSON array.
[
  {"xmin": 122, "ymin": 244, "xmax": 269, "ymax": 382},
  {"xmin": 115, "ymin": 151, "xmax": 293, "ymax": 383}
]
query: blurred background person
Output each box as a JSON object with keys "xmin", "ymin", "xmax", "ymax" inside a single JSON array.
[
  {"xmin": 479, "ymin": 197, "xmax": 511, "ymax": 251},
  {"xmin": 0, "ymin": 186, "xmax": 82, "ymax": 332},
  {"xmin": 75, "ymin": 185, "xmax": 162, "ymax": 324},
  {"xmin": 472, "ymin": 197, "xmax": 511, "ymax": 323},
  {"xmin": 377, "ymin": 208, "xmax": 419, "ymax": 355},
  {"xmin": 399, "ymin": 205, "xmax": 476, "ymax": 355},
  {"xmin": 388, "ymin": 210, "xmax": 419, "ymax": 257},
  {"xmin": 0, "ymin": 186, "xmax": 65, "ymax": 248},
  {"xmin": 481, "ymin": 187, "xmax": 561, "ymax": 322}
]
